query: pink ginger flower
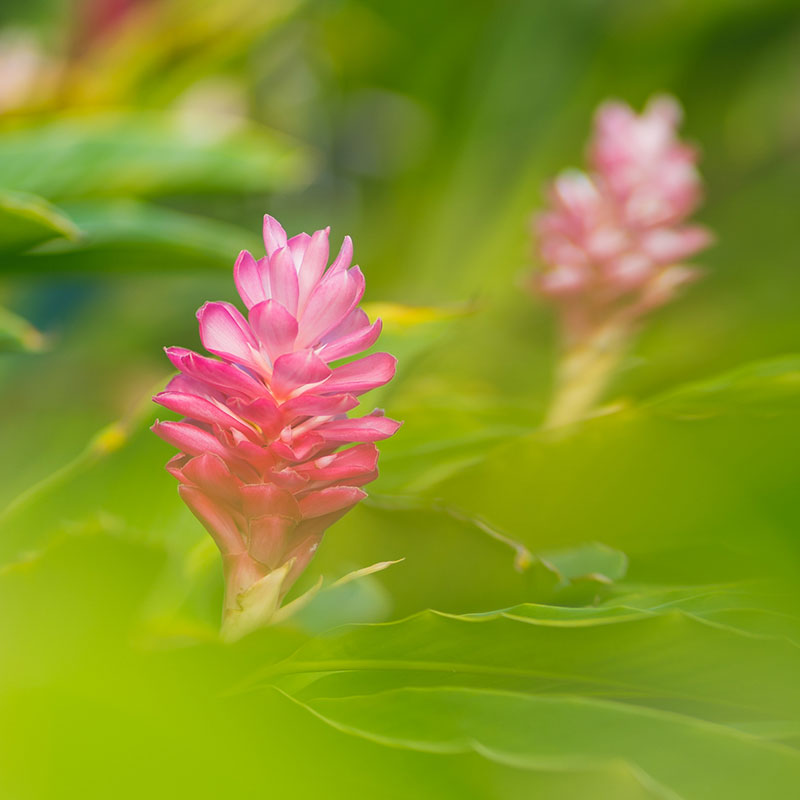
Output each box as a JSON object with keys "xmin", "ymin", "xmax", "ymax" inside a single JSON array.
[
  {"xmin": 152, "ymin": 215, "xmax": 400, "ymax": 635},
  {"xmin": 534, "ymin": 95, "xmax": 712, "ymax": 342}
]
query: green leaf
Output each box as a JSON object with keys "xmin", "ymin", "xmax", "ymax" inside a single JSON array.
[
  {"xmin": 302, "ymin": 687, "xmax": 800, "ymax": 800},
  {"xmin": 7, "ymin": 200, "xmax": 261, "ymax": 273},
  {"xmin": 426, "ymin": 395, "xmax": 800, "ymax": 587},
  {"xmin": 235, "ymin": 592, "xmax": 800, "ymax": 796},
  {"xmin": 372, "ymin": 402, "xmax": 534, "ymax": 494},
  {"xmin": 603, "ymin": 584, "xmax": 800, "ymax": 646},
  {"xmin": 252, "ymin": 603, "xmax": 800, "ymax": 724},
  {"xmin": 0, "ymin": 305, "xmax": 46, "ymax": 353},
  {"xmin": 646, "ymin": 356, "xmax": 800, "ymax": 418},
  {"xmin": 513, "ymin": 542, "xmax": 628, "ymax": 605},
  {"xmin": 538, "ymin": 540, "xmax": 627, "ymax": 585},
  {"xmin": 0, "ymin": 111, "xmax": 315, "ymax": 200},
  {"xmin": 0, "ymin": 534, "xmax": 667, "ymax": 800},
  {"xmin": 0, "ymin": 531, "xmax": 166, "ymax": 687},
  {"xmin": 0, "ymin": 189, "xmax": 80, "ymax": 253}
]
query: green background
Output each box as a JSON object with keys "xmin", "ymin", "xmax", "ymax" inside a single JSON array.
[{"xmin": 1, "ymin": 1, "xmax": 799, "ymax": 797}]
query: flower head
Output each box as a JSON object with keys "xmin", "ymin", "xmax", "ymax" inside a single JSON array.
[
  {"xmin": 153, "ymin": 215, "xmax": 399, "ymax": 635},
  {"xmin": 533, "ymin": 95, "xmax": 712, "ymax": 341}
]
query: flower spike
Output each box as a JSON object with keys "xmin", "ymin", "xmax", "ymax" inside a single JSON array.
[
  {"xmin": 530, "ymin": 95, "xmax": 713, "ymax": 427},
  {"xmin": 153, "ymin": 215, "xmax": 400, "ymax": 638}
]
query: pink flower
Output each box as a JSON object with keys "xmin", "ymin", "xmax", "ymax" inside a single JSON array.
[
  {"xmin": 532, "ymin": 95, "xmax": 712, "ymax": 341},
  {"xmin": 152, "ymin": 215, "xmax": 400, "ymax": 633}
]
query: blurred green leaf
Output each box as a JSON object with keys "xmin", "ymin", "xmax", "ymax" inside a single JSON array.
[
  {"xmin": 302, "ymin": 686, "xmax": 800, "ymax": 799},
  {"xmin": 8, "ymin": 200, "xmax": 262, "ymax": 273},
  {"xmin": 604, "ymin": 583, "xmax": 800, "ymax": 645},
  {"xmin": 0, "ymin": 112, "xmax": 315, "ymax": 200},
  {"xmin": 63, "ymin": 0, "xmax": 304, "ymax": 108},
  {"xmin": 0, "ymin": 531, "xmax": 166, "ymax": 687},
  {"xmin": 372, "ymin": 400, "xmax": 536, "ymax": 494},
  {"xmin": 0, "ymin": 305, "xmax": 45, "ymax": 352},
  {"xmin": 0, "ymin": 531, "xmax": 680, "ymax": 800},
  {"xmin": 645, "ymin": 355, "xmax": 800, "ymax": 418},
  {"xmin": 528, "ymin": 542, "xmax": 628, "ymax": 605},
  {"xmin": 0, "ymin": 189, "xmax": 80, "ymax": 253},
  {"xmin": 254, "ymin": 602, "xmax": 800, "ymax": 724},
  {"xmin": 540, "ymin": 541, "xmax": 628, "ymax": 583},
  {"xmin": 426, "ymin": 393, "xmax": 800, "ymax": 587}
]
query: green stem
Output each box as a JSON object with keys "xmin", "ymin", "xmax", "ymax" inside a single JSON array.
[{"xmin": 543, "ymin": 322, "xmax": 631, "ymax": 430}]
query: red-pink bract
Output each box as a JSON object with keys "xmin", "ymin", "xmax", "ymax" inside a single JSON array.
[
  {"xmin": 153, "ymin": 215, "xmax": 399, "ymax": 622},
  {"xmin": 533, "ymin": 95, "xmax": 712, "ymax": 341}
]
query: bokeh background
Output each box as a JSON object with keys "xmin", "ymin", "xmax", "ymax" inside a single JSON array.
[{"xmin": 1, "ymin": 1, "xmax": 800, "ymax": 798}]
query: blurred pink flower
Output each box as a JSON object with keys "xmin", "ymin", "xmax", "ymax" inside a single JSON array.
[
  {"xmin": 153, "ymin": 215, "xmax": 399, "ymax": 633},
  {"xmin": 0, "ymin": 30, "xmax": 58, "ymax": 112},
  {"xmin": 533, "ymin": 95, "xmax": 712, "ymax": 341}
]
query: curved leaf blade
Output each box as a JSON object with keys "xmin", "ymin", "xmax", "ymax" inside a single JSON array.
[
  {"xmin": 0, "ymin": 189, "xmax": 80, "ymax": 253},
  {"xmin": 303, "ymin": 687, "xmax": 800, "ymax": 800}
]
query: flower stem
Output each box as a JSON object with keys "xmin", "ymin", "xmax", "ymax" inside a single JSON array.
[{"xmin": 543, "ymin": 322, "xmax": 630, "ymax": 429}]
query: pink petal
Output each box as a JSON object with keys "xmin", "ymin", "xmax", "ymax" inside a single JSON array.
[
  {"xmin": 297, "ymin": 228, "xmax": 330, "ymax": 311},
  {"xmin": 164, "ymin": 373, "xmax": 225, "ymax": 402},
  {"xmin": 152, "ymin": 420, "xmax": 230, "ymax": 459},
  {"xmin": 322, "ymin": 352, "xmax": 396, "ymax": 395},
  {"xmin": 267, "ymin": 248, "xmax": 300, "ymax": 315},
  {"xmin": 249, "ymin": 300, "xmax": 298, "ymax": 362},
  {"xmin": 181, "ymin": 453, "xmax": 242, "ymax": 507},
  {"xmin": 291, "ymin": 511, "xmax": 350, "ymax": 543},
  {"xmin": 343, "ymin": 468, "xmax": 379, "ymax": 488},
  {"xmin": 271, "ymin": 350, "xmax": 332, "ymax": 399},
  {"xmin": 165, "ymin": 347, "xmax": 264, "ymax": 399},
  {"xmin": 287, "ymin": 232, "xmax": 311, "ymax": 267},
  {"xmin": 269, "ymin": 467, "xmax": 308, "ymax": 494},
  {"xmin": 294, "ymin": 443, "xmax": 379, "ymax": 482},
  {"xmin": 153, "ymin": 391, "xmax": 255, "ymax": 437},
  {"xmin": 320, "ymin": 318, "xmax": 382, "ymax": 362},
  {"xmin": 281, "ymin": 392, "xmax": 359, "ymax": 420},
  {"xmin": 240, "ymin": 483, "xmax": 301, "ymax": 521},
  {"xmin": 298, "ymin": 486, "xmax": 366, "ymax": 518},
  {"xmin": 247, "ymin": 514, "xmax": 297, "ymax": 568},
  {"xmin": 165, "ymin": 453, "xmax": 190, "ymax": 482},
  {"xmin": 268, "ymin": 468, "xmax": 310, "ymax": 493},
  {"xmin": 230, "ymin": 438, "xmax": 277, "ymax": 475},
  {"xmin": 263, "ymin": 214, "xmax": 288, "ymax": 255},
  {"xmin": 295, "ymin": 267, "xmax": 365, "ymax": 348},
  {"xmin": 234, "ymin": 250, "xmax": 268, "ymax": 309},
  {"xmin": 269, "ymin": 431, "xmax": 326, "ymax": 462},
  {"xmin": 640, "ymin": 225, "xmax": 712, "ymax": 264},
  {"xmin": 329, "ymin": 235, "xmax": 353, "ymax": 273},
  {"xmin": 179, "ymin": 485, "xmax": 244, "ymax": 555},
  {"xmin": 315, "ymin": 414, "xmax": 401, "ymax": 443},
  {"xmin": 321, "ymin": 307, "xmax": 370, "ymax": 341},
  {"xmin": 197, "ymin": 302, "xmax": 258, "ymax": 366},
  {"xmin": 228, "ymin": 396, "xmax": 283, "ymax": 438}
]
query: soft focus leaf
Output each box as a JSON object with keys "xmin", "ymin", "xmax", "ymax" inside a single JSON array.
[
  {"xmin": 10, "ymin": 200, "xmax": 261, "ymax": 273},
  {"xmin": 0, "ymin": 305, "xmax": 45, "ymax": 352},
  {"xmin": 0, "ymin": 189, "xmax": 79, "ymax": 253},
  {"xmin": 0, "ymin": 112, "xmax": 314, "ymax": 199},
  {"xmin": 540, "ymin": 541, "xmax": 628, "ymax": 583},
  {"xmin": 645, "ymin": 355, "xmax": 800, "ymax": 418},
  {"xmin": 303, "ymin": 688, "xmax": 800, "ymax": 799},
  {"xmin": 371, "ymin": 400, "xmax": 536, "ymax": 494},
  {"xmin": 0, "ymin": 533, "xmax": 671, "ymax": 800},
  {"xmin": 426, "ymin": 400, "xmax": 800, "ymax": 587},
  {"xmin": 254, "ymin": 603, "xmax": 800, "ymax": 725}
]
